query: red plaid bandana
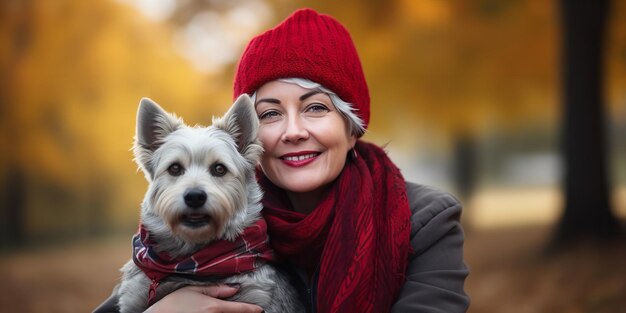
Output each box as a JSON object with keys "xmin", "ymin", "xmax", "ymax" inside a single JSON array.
[{"xmin": 132, "ymin": 219, "xmax": 275, "ymax": 306}]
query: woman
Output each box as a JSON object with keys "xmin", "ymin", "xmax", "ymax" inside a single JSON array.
[{"xmin": 95, "ymin": 8, "xmax": 469, "ymax": 313}]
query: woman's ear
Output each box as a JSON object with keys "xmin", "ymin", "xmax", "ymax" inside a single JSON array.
[
  {"xmin": 348, "ymin": 136, "xmax": 359, "ymax": 161},
  {"xmin": 349, "ymin": 135, "xmax": 357, "ymax": 148}
]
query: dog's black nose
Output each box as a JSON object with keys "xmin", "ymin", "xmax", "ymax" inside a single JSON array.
[{"xmin": 184, "ymin": 189, "xmax": 207, "ymax": 209}]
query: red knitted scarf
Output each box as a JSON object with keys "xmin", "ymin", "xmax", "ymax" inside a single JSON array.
[
  {"xmin": 132, "ymin": 219, "xmax": 274, "ymax": 306},
  {"xmin": 260, "ymin": 140, "xmax": 412, "ymax": 313}
]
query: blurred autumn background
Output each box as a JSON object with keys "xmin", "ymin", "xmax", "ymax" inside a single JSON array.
[{"xmin": 1, "ymin": 0, "xmax": 625, "ymax": 312}]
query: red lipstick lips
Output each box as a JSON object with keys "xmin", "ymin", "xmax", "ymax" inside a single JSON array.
[{"xmin": 280, "ymin": 151, "xmax": 320, "ymax": 167}]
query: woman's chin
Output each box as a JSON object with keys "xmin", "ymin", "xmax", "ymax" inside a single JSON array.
[{"xmin": 281, "ymin": 181, "xmax": 323, "ymax": 194}]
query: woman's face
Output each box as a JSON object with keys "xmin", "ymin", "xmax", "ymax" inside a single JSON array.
[{"xmin": 255, "ymin": 80, "xmax": 357, "ymax": 194}]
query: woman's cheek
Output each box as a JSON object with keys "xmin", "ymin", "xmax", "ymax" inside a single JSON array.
[{"xmin": 257, "ymin": 125, "xmax": 273, "ymax": 150}]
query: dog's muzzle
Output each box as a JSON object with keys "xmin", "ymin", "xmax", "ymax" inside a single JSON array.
[{"xmin": 182, "ymin": 189, "xmax": 211, "ymax": 228}]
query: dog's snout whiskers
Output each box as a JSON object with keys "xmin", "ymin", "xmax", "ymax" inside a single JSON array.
[{"xmin": 184, "ymin": 189, "xmax": 207, "ymax": 208}]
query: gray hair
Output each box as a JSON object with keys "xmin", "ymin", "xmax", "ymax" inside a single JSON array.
[{"xmin": 251, "ymin": 78, "xmax": 366, "ymax": 136}]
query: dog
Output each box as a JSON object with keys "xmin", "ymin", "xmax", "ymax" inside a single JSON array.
[{"xmin": 116, "ymin": 95, "xmax": 303, "ymax": 313}]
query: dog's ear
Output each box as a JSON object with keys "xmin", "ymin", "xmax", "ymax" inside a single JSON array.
[
  {"xmin": 134, "ymin": 98, "xmax": 182, "ymax": 178},
  {"xmin": 214, "ymin": 94, "xmax": 260, "ymax": 155}
]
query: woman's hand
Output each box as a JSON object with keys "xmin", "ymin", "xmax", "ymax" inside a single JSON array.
[{"xmin": 145, "ymin": 284, "xmax": 264, "ymax": 313}]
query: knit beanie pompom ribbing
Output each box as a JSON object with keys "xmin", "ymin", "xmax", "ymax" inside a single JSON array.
[{"xmin": 233, "ymin": 8, "xmax": 370, "ymax": 129}]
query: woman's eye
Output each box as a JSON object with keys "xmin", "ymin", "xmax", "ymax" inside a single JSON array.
[
  {"xmin": 167, "ymin": 163, "xmax": 184, "ymax": 176},
  {"xmin": 258, "ymin": 110, "xmax": 281, "ymax": 120},
  {"xmin": 210, "ymin": 163, "xmax": 228, "ymax": 177},
  {"xmin": 306, "ymin": 103, "xmax": 330, "ymax": 114}
]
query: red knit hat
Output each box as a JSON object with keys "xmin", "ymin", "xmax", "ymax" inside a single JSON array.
[{"xmin": 233, "ymin": 8, "xmax": 370, "ymax": 129}]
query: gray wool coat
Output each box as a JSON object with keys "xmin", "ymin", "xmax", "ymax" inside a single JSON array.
[
  {"xmin": 390, "ymin": 182, "xmax": 470, "ymax": 312},
  {"xmin": 93, "ymin": 182, "xmax": 470, "ymax": 313}
]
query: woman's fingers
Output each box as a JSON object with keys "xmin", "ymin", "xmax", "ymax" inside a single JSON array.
[
  {"xmin": 186, "ymin": 284, "xmax": 241, "ymax": 299},
  {"xmin": 187, "ymin": 284, "xmax": 263, "ymax": 312},
  {"xmin": 145, "ymin": 284, "xmax": 263, "ymax": 313}
]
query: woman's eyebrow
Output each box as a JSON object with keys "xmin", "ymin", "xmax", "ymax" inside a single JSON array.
[
  {"xmin": 300, "ymin": 90, "xmax": 322, "ymax": 101},
  {"xmin": 255, "ymin": 98, "xmax": 281, "ymax": 107}
]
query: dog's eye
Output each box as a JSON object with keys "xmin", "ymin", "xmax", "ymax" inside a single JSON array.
[
  {"xmin": 167, "ymin": 163, "xmax": 184, "ymax": 176},
  {"xmin": 210, "ymin": 163, "xmax": 227, "ymax": 177}
]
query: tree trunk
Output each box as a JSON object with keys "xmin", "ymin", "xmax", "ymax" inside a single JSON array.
[
  {"xmin": 555, "ymin": 0, "xmax": 621, "ymax": 244},
  {"xmin": 453, "ymin": 133, "xmax": 477, "ymax": 203},
  {"xmin": 0, "ymin": 0, "xmax": 33, "ymax": 249}
]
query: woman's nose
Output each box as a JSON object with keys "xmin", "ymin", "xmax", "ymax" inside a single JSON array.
[{"xmin": 281, "ymin": 115, "xmax": 309, "ymax": 143}]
